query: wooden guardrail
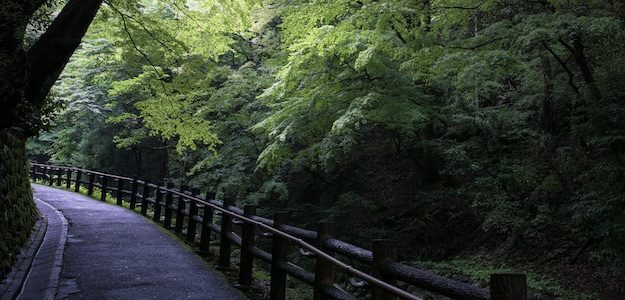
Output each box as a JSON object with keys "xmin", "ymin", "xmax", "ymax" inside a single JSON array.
[{"xmin": 29, "ymin": 163, "xmax": 528, "ymax": 300}]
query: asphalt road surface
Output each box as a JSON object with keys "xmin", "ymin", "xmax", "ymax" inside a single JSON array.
[{"xmin": 30, "ymin": 184, "xmax": 245, "ymax": 300}]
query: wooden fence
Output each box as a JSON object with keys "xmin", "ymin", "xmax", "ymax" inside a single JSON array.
[{"xmin": 29, "ymin": 163, "xmax": 528, "ymax": 300}]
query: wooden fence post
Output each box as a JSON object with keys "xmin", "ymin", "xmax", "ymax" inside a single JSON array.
[
  {"xmin": 270, "ymin": 212, "xmax": 288, "ymax": 300},
  {"xmin": 41, "ymin": 165, "xmax": 46, "ymax": 182},
  {"xmin": 490, "ymin": 273, "xmax": 527, "ymax": 300},
  {"xmin": 100, "ymin": 176, "xmax": 108, "ymax": 202},
  {"xmin": 164, "ymin": 182, "xmax": 174, "ymax": 228},
  {"xmin": 74, "ymin": 170, "xmax": 82, "ymax": 192},
  {"xmin": 175, "ymin": 185, "xmax": 187, "ymax": 234},
  {"xmin": 130, "ymin": 177, "xmax": 138, "ymax": 210},
  {"xmin": 153, "ymin": 184, "xmax": 163, "ymax": 222},
  {"xmin": 218, "ymin": 196, "xmax": 234, "ymax": 269},
  {"xmin": 48, "ymin": 167, "xmax": 54, "ymax": 186},
  {"xmin": 116, "ymin": 178, "xmax": 124, "ymax": 206},
  {"xmin": 87, "ymin": 172, "xmax": 95, "ymax": 196},
  {"xmin": 238, "ymin": 205, "xmax": 257, "ymax": 289},
  {"xmin": 314, "ymin": 221, "xmax": 335, "ymax": 300},
  {"xmin": 65, "ymin": 168, "xmax": 72, "ymax": 189},
  {"xmin": 140, "ymin": 180, "xmax": 150, "ymax": 216},
  {"xmin": 199, "ymin": 191, "xmax": 215, "ymax": 255},
  {"xmin": 372, "ymin": 239, "xmax": 398, "ymax": 300},
  {"xmin": 186, "ymin": 188, "xmax": 200, "ymax": 243},
  {"xmin": 56, "ymin": 168, "xmax": 62, "ymax": 186}
]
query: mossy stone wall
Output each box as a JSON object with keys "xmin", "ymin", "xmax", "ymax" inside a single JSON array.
[{"xmin": 0, "ymin": 129, "xmax": 36, "ymax": 278}]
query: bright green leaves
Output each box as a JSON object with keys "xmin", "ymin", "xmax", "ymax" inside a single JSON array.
[
  {"xmin": 354, "ymin": 46, "xmax": 376, "ymax": 71},
  {"xmin": 90, "ymin": 0, "xmax": 263, "ymax": 153},
  {"xmin": 254, "ymin": 0, "xmax": 437, "ymax": 173},
  {"xmin": 136, "ymin": 95, "xmax": 220, "ymax": 153}
]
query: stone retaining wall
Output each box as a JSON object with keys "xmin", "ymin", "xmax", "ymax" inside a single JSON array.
[{"xmin": 0, "ymin": 129, "xmax": 37, "ymax": 278}]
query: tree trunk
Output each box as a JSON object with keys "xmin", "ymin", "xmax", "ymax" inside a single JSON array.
[
  {"xmin": 26, "ymin": 0, "xmax": 104, "ymax": 109},
  {"xmin": 1, "ymin": 0, "xmax": 103, "ymax": 134}
]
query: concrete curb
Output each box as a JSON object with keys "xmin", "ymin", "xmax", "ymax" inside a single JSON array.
[
  {"xmin": 0, "ymin": 214, "xmax": 47, "ymax": 300},
  {"xmin": 27, "ymin": 198, "xmax": 68, "ymax": 299},
  {"xmin": 0, "ymin": 197, "xmax": 68, "ymax": 300}
]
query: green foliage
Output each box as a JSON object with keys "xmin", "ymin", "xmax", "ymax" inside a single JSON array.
[
  {"xmin": 415, "ymin": 259, "xmax": 597, "ymax": 299},
  {"xmin": 29, "ymin": 0, "xmax": 625, "ymax": 295}
]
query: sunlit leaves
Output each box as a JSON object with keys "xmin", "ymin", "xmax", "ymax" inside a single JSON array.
[{"xmin": 136, "ymin": 95, "xmax": 220, "ymax": 153}]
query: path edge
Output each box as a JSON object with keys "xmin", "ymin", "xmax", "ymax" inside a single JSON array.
[{"xmin": 0, "ymin": 209, "xmax": 47, "ymax": 299}]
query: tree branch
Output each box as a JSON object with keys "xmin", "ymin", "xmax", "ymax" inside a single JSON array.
[
  {"xmin": 105, "ymin": 0, "xmax": 184, "ymax": 64},
  {"xmin": 560, "ymin": 37, "xmax": 602, "ymax": 100},
  {"xmin": 104, "ymin": 0, "xmax": 166, "ymax": 92},
  {"xmin": 542, "ymin": 41, "xmax": 580, "ymax": 95},
  {"xmin": 26, "ymin": 0, "xmax": 104, "ymax": 107}
]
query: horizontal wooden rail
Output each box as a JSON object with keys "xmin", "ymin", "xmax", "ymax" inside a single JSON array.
[{"xmin": 29, "ymin": 163, "xmax": 527, "ymax": 300}]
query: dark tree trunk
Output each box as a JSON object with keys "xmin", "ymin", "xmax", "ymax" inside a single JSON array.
[
  {"xmin": 572, "ymin": 36, "xmax": 602, "ymax": 101},
  {"xmin": 0, "ymin": 1, "xmax": 42, "ymax": 132},
  {"xmin": 26, "ymin": 0, "xmax": 104, "ymax": 109},
  {"xmin": 0, "ymin": 0, "xmax": 103, "ymax": 135}
]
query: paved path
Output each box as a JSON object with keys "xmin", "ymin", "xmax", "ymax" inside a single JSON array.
[{"xmin": 29, "ymin": 184, "xmax": 245, "ymax": 300}]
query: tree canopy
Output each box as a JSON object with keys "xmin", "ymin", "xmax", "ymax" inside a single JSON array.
[{"xmin": 25, "ymin": 0, "xmax": 625, "ymax": 297}]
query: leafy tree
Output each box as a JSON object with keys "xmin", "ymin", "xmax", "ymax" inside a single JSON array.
[{"xmin": 26, "ymin": 0, "xmax": 625, "ymax": 296}]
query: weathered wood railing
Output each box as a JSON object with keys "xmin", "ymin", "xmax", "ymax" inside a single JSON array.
[{"xmin": 29, "ymin": 163, "xmax": 528, "ymax": 300}]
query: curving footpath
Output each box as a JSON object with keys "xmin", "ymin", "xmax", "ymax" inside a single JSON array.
[{"xmin": 17, "ymin": 184, "xmax": 245, "ymax": 300}]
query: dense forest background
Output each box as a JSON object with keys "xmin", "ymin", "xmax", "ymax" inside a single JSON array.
[{"xmin": 28, "ymin": 0, "xmax": 625, "ymax": 298}]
